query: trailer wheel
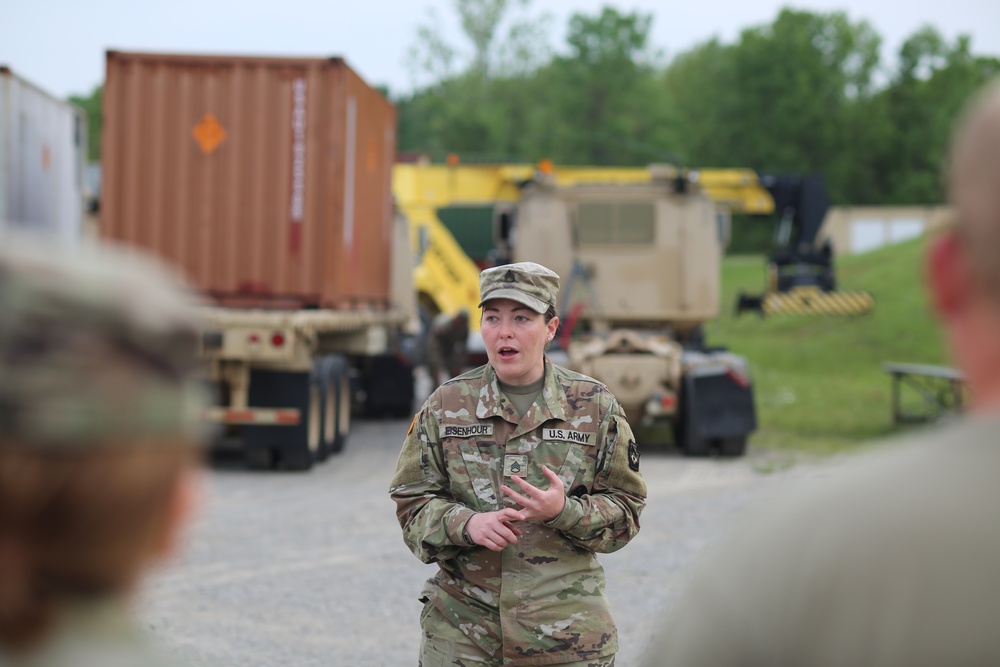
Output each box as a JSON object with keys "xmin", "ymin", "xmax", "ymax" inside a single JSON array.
[
  {"xmin": 314, "ymin": 374, "xmax": 331, "ymax": 463},
  {"xmin": 245, "ymin": 444, "xmax": 276, "ymax": 470},
  {"xmin": 244, "ymin": 368, "xmax": 322, "ymax": 472},
  {"xmin": 322, "ymin": 356, "xmax": 351, "ymax": 454},
  {"xmin": 282, "ymin": 374, "xmax": 322, "ymax": 471}
]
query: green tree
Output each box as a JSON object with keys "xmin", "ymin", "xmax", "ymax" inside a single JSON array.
[
  {"xmin": 663, "ymin": 9, "xmax": 887, "ymax": 203},
  {"xmin": 398, "ymin": 4, "xmax": 671, "ymax": 166},
  {"xmin": 397, "ymin": 2, "xmax": 1000, "ymax": 214},
  {"xmin": 528, "ymin": 6, "xmax": 666, "ymax": 164},
  {"xmin": 399, "ymin": 0, "xmax": 552, "ymax": 161},
  {"xmin": 68, "ymin": 84, "xmax": 102, "ymax": 163},
  {"xmin": 877, "ymin": 28, "xmax": 1000, "ymax": 203},
  {"xmin": 659, "ymin": 39, "xmax": 739, "ymax": 166},
  {"xmin": 407, "ymin": 0, "xmax": 550, "ymax": 85}
]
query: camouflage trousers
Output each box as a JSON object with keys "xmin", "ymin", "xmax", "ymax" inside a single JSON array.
[{"xmin": 419, "ymin": 605, "xmax": 616, "ymax": 667}]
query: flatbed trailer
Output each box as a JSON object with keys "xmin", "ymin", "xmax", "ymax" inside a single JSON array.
[{"xmin": 199, "ymin": 306, "xmax": 413, "ymax": 470}]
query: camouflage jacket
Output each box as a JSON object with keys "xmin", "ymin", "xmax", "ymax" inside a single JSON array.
[{"xmin": 390, "ymin": 359, "xmax": 647, "ymax": 666}]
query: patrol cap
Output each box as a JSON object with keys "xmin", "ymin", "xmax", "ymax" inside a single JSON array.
[
  {"xmin": 478, "ymin": 262, "xmax": 560, "ymax": 314},
  {"xmin": 0, "ymin": 235, "xmax": 209, "ymax": 449}
]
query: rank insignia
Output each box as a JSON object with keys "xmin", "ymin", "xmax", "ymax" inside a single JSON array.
[{"xmin": 504, "ymin": 454, "xmax": 528, "ymax": 477}]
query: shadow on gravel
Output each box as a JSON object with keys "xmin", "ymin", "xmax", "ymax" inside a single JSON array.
[{"xmin": 205, "ymin": 448, "xmax": 249, "ymax": 472}]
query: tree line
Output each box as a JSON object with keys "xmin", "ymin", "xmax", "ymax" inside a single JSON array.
[
  {"xmin": 70, "ymin": 2, "xmax": 1000, "ymax": 212},
  {"xmin": 397, "ymin": 3, "xmax": 1000, "ymax": 208}
]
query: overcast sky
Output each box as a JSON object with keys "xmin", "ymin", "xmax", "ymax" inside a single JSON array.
[{"xmin": 3, "ymin": 0, "xmax": 998, "ymax": 100}]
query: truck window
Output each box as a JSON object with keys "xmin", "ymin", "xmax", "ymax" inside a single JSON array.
[{"xmin": 577, "ymin": 202, "xmax": 655, "ymax": 245}]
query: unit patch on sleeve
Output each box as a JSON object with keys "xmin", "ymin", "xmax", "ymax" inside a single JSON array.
[
  {"xmin": 627, "ymin": 439, "xmax": 640, "ymax": 472},
  {"xmin": 440, "ymin": 423, "xmax": 494, "ymax": 438},
  {"xmin": 543, "ymin": 427, "xmax": 595, "ymax": 446}
]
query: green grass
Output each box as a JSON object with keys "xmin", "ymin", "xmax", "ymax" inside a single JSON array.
[{"xmin": 708, "ymin": 237, "xmax": 950, "ymax": 455}]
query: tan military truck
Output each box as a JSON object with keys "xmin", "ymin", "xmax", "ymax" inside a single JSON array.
[{"xmin": 503, "ymin": 165, "xmax": 759, "ymax": 456}]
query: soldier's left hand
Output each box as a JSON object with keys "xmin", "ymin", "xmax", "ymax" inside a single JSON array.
[{"xmin": 501, "ymin": 465, "xmax": 566, "ymax": 522}]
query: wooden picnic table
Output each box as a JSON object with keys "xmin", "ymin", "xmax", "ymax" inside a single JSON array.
[{"xmin": 883, "ymin": 362, "xmax": 966, "ymax": 425}]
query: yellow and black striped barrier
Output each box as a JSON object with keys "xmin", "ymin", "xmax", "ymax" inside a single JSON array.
[{"xmin": 762, "ymin": 286, "xmax": 874, "ymax": 316}]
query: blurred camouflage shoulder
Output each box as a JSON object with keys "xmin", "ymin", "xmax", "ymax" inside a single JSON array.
[{"xmin": 0, "ymin": 235, "xmax": 209, "ymax": 448}]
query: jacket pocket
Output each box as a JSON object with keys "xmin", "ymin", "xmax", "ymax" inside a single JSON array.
[{"xmin": 441, "ymin": 438, "xmax": 502, "ymax": 511}]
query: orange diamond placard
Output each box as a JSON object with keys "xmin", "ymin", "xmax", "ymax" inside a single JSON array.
[{"xmin": 192, "ymin": 113, "xmax": 227, "ymax": 155}]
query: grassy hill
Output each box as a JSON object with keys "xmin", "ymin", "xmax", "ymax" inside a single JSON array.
[{"xmin": 707, "ymin": 236, "xmax": 950, "ymax": 454}]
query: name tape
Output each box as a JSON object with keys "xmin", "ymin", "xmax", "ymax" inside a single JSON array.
[{"xmin": 440, "ymin": 423, "xmax": 494, "ymax": 438}]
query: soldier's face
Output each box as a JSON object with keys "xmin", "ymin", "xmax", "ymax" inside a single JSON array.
[{"xmin": 481, "ymin": 299, "xmax": 558, "ymax": 386}]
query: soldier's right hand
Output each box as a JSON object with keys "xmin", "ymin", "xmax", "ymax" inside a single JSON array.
[{"xmin": 465, "ymin": 509, "xmax": 526, "ymax": 551}]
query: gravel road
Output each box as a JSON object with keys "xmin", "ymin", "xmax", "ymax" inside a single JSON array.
[{"xmin": 140, "ymin": 416, "xmax": 835, "ymax": 666}]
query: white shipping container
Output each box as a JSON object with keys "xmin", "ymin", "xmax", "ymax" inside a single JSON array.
[{"xmin": 0, "ymin": 66, "xmax": 88, "ymax": 244}]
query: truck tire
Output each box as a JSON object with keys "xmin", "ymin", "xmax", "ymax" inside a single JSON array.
[
  {"xmin": 677, "ymin": 372, "xmax": 755, "ymax": 458},
  {"xmin": 676, "ymin": 376, "xmax": 712, "ymax": 457},
  {"xmin": 244, "ymin": 367, "xmax": 323, "ymax": 472},
  {"xmin": 321, "ymin": 356, "xmax": 351, "ymax": 455},
  {"xmin": 675, "ymin": 417, "xmax": 712, "ymax": 457},
  {"xmin": 719, "ymin": 436, "xmax": 747, "ymax": 457}
]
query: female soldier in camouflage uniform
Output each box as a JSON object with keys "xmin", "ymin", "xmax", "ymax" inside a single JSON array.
[
  {"xmin": 391, "ymin": 262, "xmax": 646, "ymax": 666},
  {"xmin": 0, "ymin": 237, "xmax": 207, "ymax": 666}
]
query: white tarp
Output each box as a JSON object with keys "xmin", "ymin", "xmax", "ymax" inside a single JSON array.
[{"xmin": 850, "ymin": 217, "xmax": 925, "ymax": 254}]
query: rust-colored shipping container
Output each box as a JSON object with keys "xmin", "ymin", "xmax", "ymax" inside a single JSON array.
[{"xmin": 101, "ymin": 51, "xmax": 396, "ymax": 309}]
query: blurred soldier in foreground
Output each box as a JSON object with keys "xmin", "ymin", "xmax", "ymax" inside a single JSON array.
[
  {"xmin": 640, "ymin": 78, "xmax": 1000, "ymax": 666},
  {"xmin": 0, "ymin": 236, "xmax": 208, "ymax": 666},
  {"xmin": 425, "ymin": 308, "xmax": 470, "ymax": 386}
]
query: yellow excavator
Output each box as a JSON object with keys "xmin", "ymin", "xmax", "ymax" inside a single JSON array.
[
  {"xmin": 734, "ymin": 174, "xmax": 875, "ymax": 316},
  {"xmin": 392, "ymin": 161, "xmax": 776, "ymax": 327},
  {"xmin": 393, "ymin": 162, "xmax": 873, "ymax": 322}
]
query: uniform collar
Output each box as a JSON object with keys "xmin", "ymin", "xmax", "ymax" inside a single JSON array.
[{"xmin": 476, "ymin": 358, "xmax": 568, "ymax": 432}]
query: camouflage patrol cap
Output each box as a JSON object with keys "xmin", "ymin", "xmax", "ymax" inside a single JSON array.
[
  {"xmin": 478, "ymin": 262, "xmax": 560, "ymax": 314},
  {"xmin": 0, "ymin": 235, "xmax": 208, "ymax": 449}
]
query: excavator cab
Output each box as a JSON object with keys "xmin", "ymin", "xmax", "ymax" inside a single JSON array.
[{"xmin": 736, "ymin": 174, "xmax": 874, "ymax": 317}]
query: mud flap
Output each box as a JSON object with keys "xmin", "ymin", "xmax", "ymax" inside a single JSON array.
[{"xmin": 677, "ymin": 371, "xmax": 756, "ymax": 457}]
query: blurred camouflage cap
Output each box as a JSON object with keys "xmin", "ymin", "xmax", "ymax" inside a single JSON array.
[
  {"xmin": 478, "ymin": 262, "xmax": 560, "ymax": 314},
  {"xmin": 0, "ymin": 235, "xmax": 208, "ymax": 448}
]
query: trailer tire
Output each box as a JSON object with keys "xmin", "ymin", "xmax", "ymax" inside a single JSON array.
[
  {"xmin": 322, "ymin": 356, "xmax": 351, "ymax": 455},
  {"xmin": 245, "ymin": 444, "xmax": 276, "ymax": 471},
  {"xmin": 244, "ymin": 367, "xmax": 322, "ymax": 472},
  {"xmin": 315, "ymin": 372, "xmax": 331, "ymax": 462},
  {"xmin": 285, "ymin": 369, "xmax": 322, "ymax": 471}
]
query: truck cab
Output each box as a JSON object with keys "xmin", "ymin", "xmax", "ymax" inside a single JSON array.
[{"xmin": 504, "ymin": 166, "xmax": 755, "ymax": 456}]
